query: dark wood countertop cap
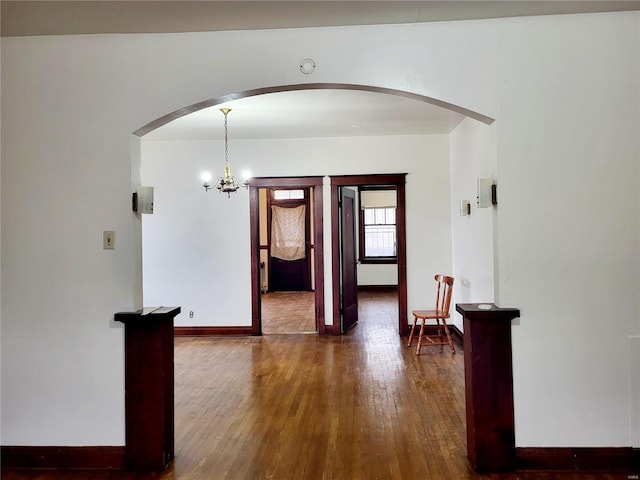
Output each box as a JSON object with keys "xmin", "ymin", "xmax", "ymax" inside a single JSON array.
[
  {"xmin": 456, "ymin": 303, "xmax": 520, "ymax": 320},
  {"xmin": 115, "ymin": 306, "xmax": 181, "ymax": 322}
]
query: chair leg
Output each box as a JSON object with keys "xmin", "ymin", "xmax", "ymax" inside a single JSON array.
[
  {"xmin": 408, "ymin": 316, "xmax": 418, "ymax": 347},
  {"xmin": 416, "ymin": 319, "xmax": 426, "ymax": 355},
  {"xmin": 436, "ymin": 318, "xmax": 443, "ymax": 352},
  {"xmin": 442, "ymin": 320, "xmax": 455, "ymax": 354}
]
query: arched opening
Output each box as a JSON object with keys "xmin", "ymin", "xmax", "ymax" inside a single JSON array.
[
  {"xmin": 136, "ymin": 83, "xmax": 495, "ymax": 338},
  {"xmin": 132, "ymin": 82, "xmax": 503, "ymax": 473},
  {"xmin": 134, "ymin": 83, "xmax": 493, "ymax": 137}
]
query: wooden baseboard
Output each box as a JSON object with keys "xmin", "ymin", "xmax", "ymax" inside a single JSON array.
[
  {"xmin": 410, "ymin": 324, "xmax": 464, "ymax": 344},
  {"xmin": 1, "ymin": 446, "xmax": 125, "ymax": 470},
  {"xmin": 449, "ymin": 324, "xmax": 463, "ymax": 343},
  {"xmin": 174, "ymin": 326, "xmax": 253, "ymax": 336},
  {"xmin": 323, "ymin": 324, "xmax": 337, "ymax": 335},
  {"xmin": 516, "ymin": 447, "xmax": 640, "ymax": 472}
]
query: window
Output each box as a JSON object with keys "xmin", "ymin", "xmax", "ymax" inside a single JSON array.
[
  {"xmin": 272, "ymin": 189, "xmax": 304, "ymax": 200},
  {"xmin": 357, "ymin": 188, "xmax": 397, "ymax": 264},
  {"xmin": 360, "ymin": 206, "xmax": 397, "ymax": 263},
  {"xmin": 363, "ymin": 207, "xmax": 396, "ymax": 257}
]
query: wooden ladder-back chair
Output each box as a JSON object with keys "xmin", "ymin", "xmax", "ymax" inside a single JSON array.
[{"xmin": 408, "ymin": 275, "xmax": 455, "ymax": 354}]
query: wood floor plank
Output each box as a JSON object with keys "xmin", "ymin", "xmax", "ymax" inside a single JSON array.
[
  {"xmin": 261, "ymin": 291, "xmax": 315, "ymax": 334},
  {"xmin": 2, "ymin": 291, "xmax": 632, "ymax": 480}
]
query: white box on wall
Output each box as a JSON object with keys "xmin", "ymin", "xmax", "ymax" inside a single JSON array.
[
  {"xmin": 136, "ymin": 186, "xmax": 154, "ymax": 214},
  {"xmin": 477, "ymin": 178, "xmax": 494, "ymax": 208}
]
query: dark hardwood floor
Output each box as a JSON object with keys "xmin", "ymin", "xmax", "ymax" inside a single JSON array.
[{"xmin": 2, "ymin": 291, "xmax": 629, "ymax": 479}]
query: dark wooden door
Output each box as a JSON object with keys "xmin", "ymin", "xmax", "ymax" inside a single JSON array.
[
  {"xmin": 268, "ymin": 190, "xmax": 311, "ymax": 292},
  {"xmin": 270, "ymin": 256, "xmax": 309, "ymax": 291},
  {"xmin": 340, "ymin": 188, "xmax": 358, "ymax": 332}
]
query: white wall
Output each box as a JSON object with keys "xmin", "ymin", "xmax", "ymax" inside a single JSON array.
[
  {"xmin": 449, "ymin": 118, "xmax": 496, "ymax": 330},
  {"xmin": 1, "ymin": 12, "xmax": 638, "ymax": 449},
  {"xmin": 141, "ymin": 134, "xmax": 451, "ymax": 327},
  {"xmin": 357, "ymin": 264, "xmax": 398, "ymax": 286},
  {"xmin": 495, "ymin": 15, "xmax": 639, "ymax": 447}
]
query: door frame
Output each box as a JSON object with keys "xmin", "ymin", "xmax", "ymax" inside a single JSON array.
[
  {"xmin": 330, "ymin": 174, "xmax": 408, "ymax": 336},
  {"xmin": 249, "ymin": 176, "xmax": 325, "ymax": 335}
]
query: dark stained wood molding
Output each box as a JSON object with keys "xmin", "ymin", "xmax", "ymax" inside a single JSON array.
[
  {"xmin": 250, "ymin": 185, "xmax": 262, "ymax": 335},
  {"xmin": 359, "ymin": 257, "xmax": 397, "ymax": 265},
  {"xmin": 396, "ymin": 181, "xmax": 408, "ymax": 336},
  {"xmin": 261, "ymin": 244, "xmax": 314, "ymax": 250},
  {"xmin": 1, "ymin": 446, "xmax": 125, "ymax": 470},
  {"xmin": 330, "ymin": 173, "xmax": 407, "ymax": 187},
  {"xmin": 450, "ymin": 324, "xmax": 464, "ymax": 344},
  {"xmin": 323, "ymin": 323, "xmax": 336, "ymax": 336},
  {"xmin": 249, "ymin": 177, "xmax": 325, "ymax": 336},
  {"xmin": 516, "ymin": 447, "xmax": 640, "ymax": 472},
  {"xmin": 359, "ymin": 185, "xmax": 398, "ymax": 191},
  {"xmin": 411, "ymin": 323, "xmax": 463, "ymax": 345},
  {"xmin": 247, "ymin": 176, "xmax": 324, "ymax": 188},
  {"xmin": 134, "ymin": 84, "xmax": 494, "ymax": 137},
  {"xmin": 175, "ymin": 326, "xmax": 253, "ymax": 336},
  {"xmin": 357, "ymin": 285, "xmax": 398, "ymax": 292},
  {"xmin": 4, "ymin": 425, "xmax": 636, "ymax": 475},
  {"xmin": 330, "ymin": 174, "xmax": 408, "ymax": 336},
  {"xmin": 313, "ymin": 183, "xmax": 326, "ymax": 335}
]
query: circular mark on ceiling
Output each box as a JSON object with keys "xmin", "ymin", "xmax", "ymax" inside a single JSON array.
[{"xmin": 299, "ymin": 58, "xmax": 316, "ymax": 75}]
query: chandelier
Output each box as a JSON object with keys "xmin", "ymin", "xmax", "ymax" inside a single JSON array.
[{"xmin": 201, "ymin": 108, "xmax": 248, "ymax": 197}]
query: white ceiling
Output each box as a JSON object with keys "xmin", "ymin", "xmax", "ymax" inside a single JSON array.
[
  {"xmin": 142, "ymin": 89, "xmax": 467, "ymax": 141},
  {"xmin": 3, "ymin": 1, "xmax": 639, "ymax": 37}
]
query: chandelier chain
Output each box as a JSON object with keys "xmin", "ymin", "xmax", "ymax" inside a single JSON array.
[{"xmin": 224, "ymin": 110, "xmax": 229, "ymax": 165}]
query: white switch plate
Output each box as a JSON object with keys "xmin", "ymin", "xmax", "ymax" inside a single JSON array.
[
  {"xmin": 460, "ymin": 200, "xmax": 470, "ymax": 216},
  {"xmin": 103, "ymin": 231, "xmax": 115, "ymax": 249}
]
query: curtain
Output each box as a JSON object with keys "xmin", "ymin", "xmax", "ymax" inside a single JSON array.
[{"xmin": 271, "ymin": 205, "xmax": 306, "ymax": 261}]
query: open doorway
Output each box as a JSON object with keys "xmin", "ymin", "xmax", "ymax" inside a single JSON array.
[
  {"xmin": 330, "ymin": 174, "xmax": 408, "ymax": 336},
  {"xmin": 261, "ymin": 185, "xmax": 314, "ymax": 334},
  {"xmin": 249, "ymin": 176, "xmax": 325, "ymax": 336}
]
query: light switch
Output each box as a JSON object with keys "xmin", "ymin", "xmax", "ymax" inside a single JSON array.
[
  {"xmin": 103, "ymin": 231, "xmax": 115, "ymax": 249},
  {"xmin": 460, "ymin": 200, "xmax": 470, "ymax": 216}
]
